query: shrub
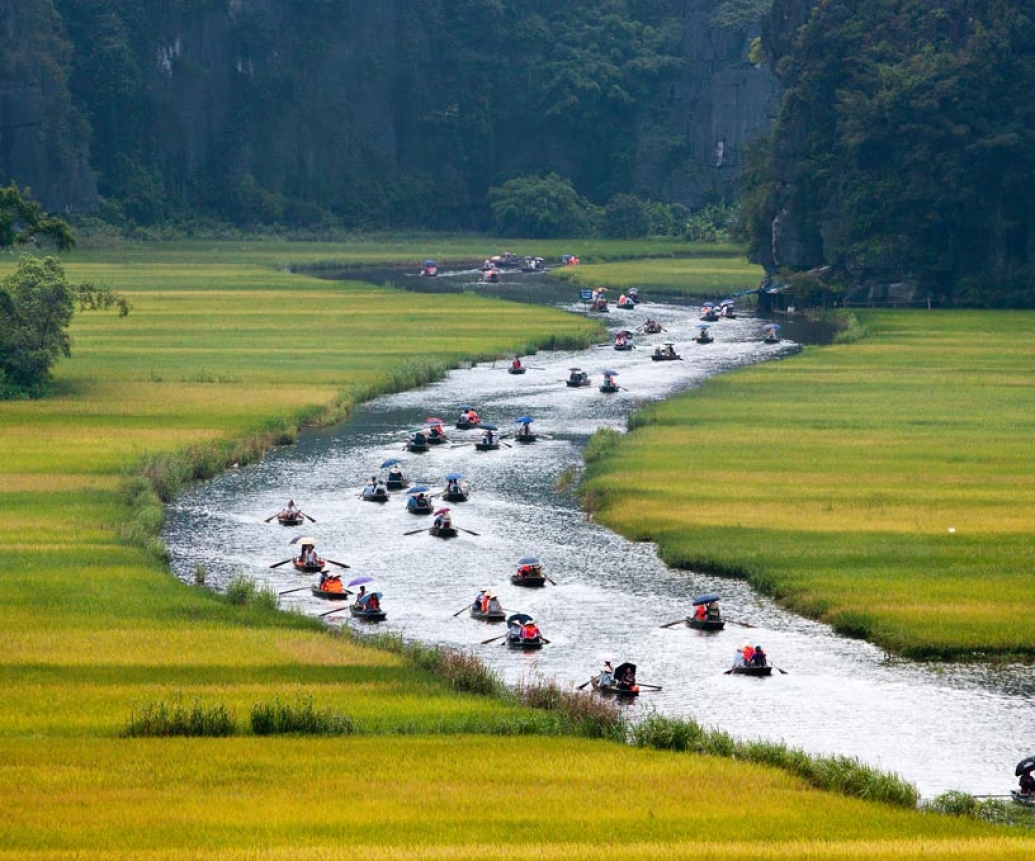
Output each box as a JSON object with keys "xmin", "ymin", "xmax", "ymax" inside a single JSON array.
[
  {"xmin": 123, "ymin": 696, "xmax": 236, "ymax": 737},
  {"xmin": 250, "ymin": 695, "xmax": 355, "ymax": 735}
]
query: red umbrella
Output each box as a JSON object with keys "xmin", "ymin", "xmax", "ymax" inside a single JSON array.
[
  {"xmin": 425, "ymin": 417, "xmax": 444, "ymax": 424},
  {"xmin": 434, "ymin": 507, "xmax": 451, "ymax": 515}
]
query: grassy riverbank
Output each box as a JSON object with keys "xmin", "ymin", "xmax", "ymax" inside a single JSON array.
[
  {"xmin": 0, "ymin": 242, "xmax": 1019, "ymax": 858},
  {"xmin": 580, "ymin": 310, "xmax": 1035, "ymax": 659}
]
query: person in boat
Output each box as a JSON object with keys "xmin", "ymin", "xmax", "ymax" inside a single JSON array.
[
  {"xmin": 388, "ymin": 464, "xmax": 405, "ymax": 484},
  {"xmin": 487, "ymin": 594, "xmax": 502, "ymax": 614},
  {"xmin": 653, "ymin": 345, "xmax": 662, "ymax": 358},
  {"xmin": 732, "ymin": 644, "xmax": 753, "ymax": 668},
  {"xmin": 518, "ymin": 420, "xmax": 533, "ymax": 437},
  {"xmin": 618, "ymin": 293, "xmax": 628, "ymax": 307},
  {"xmin": 511, "ymin": 357, "xmax": 523, "ymax": 371},
  {"xmin": 481, "ymin": 427, "xmax": 497, "ymax": 445},
  {"xmin": 459, "ymin": 409, "xmax": 471, "ymax": 423},
  {"xmin": 473, "ymin": 589, "xmax": 487, "ymax": 610},
  {"xmin": 411, "ymin": 430, "xmax": 428, "ymax": 446},
  {"xmin": 406, "ymin": 492, "xmax": 428, "ymax": 511},
  {"xmin": 366, "ymin": 592, "xmax": 380, "ymax": 611},
  {"xmin": 706, "ymin": 600, "xmax": 721, "ymax": 621},
  {"xmin": 1019, "ymin": 768, "xmax": 1035, "ymax": 797},
  {"xmin": 520, "ymin": 619, "xmax": 540, "ymax": 641},
  {"xmin": 598, "ymin": 661, "xmax": 614, "ymax": 688},
  {"xmin": 694, "ymin": 603, "xmax": 708, "ymax": 621},
  {"xmin": 303, "ymin": 545, "xmax": 318, "ymax": 566},
  {"xmin": 750, "ymin": 645, "xmax": 767, "ymax": 667},
  {"xmin": 617, "ymin": 664, "xmax": 637, "ymax": 690},
  {"xmin": 432, "ymin": 510, "xmax": 452, "ymax": 530},
  {"xmin": 603, "ymin": 373, "xmax": 616, "ymax": 389},
  {"xmin": 356, "ymin": 585, "xmax": 367, "ymax": 603},
  {"xmin": 614, "ymin": 332, "xmax": 628, "ymax": 347},
  {"xmin": 319, "ymin": 572, "xmax": 343, "ymax": 592},
  {"xmin": 282, "ymin": 500, "xmax": 299, "ymax": 518},
  {"xmin": 446, "ymin": 477, "xmax": 461, "ymax": 495},
  {"xmin": 428, "ymin": 424, "xmax": 445, "ymax": 441}
]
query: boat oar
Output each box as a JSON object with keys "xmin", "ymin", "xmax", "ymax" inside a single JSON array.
[
  {"xmin": 500, "ymin": 441, "xmax": 512, "ymax": 449},
  {"xmin": 452, "ymin": 603, "xmax": 474, "ymax": 618},
  {"xmin": 404, "ymin": 527, "xmax": 431, "ymax": 536},
  {"xmin": 300, "ymin": 511, "xmax": 317, "ymax": 523},
  {"xmin": 576, "ymin": 675, "xmax": 600, "ymax": 691},
  {"xmin": 659, "ymin": 618, "xmax": 686, "ymax": 629},
  {"xmin": 277, "ymin": 586, "xmax": 310, "ymax": 596},
  {"xmin": 539, "ymin": 636, "xmax": 551, "ymax": 644},
  {"xmin": 772, "ymin": 665, "xmax": 789, "ymax": 675},
  {"xmin": 264, "ymin": 513, "xmax": 279, "ymax": 523},
  {"xmin": 324, "ymin": 559, "xmax": 351, "ymax": 569},
  {"xmin": 727, "ymin": 619, "xmax": 757, "ymax": 629},
  {"xmin": 637, "ymin": 683, "xmax": 663, "ymax": 690},
  {"xmin": 318, "ymin": 605, "xmax": 352, "ymax": 618},
  {"xmin": 544, "ymin": 574, "xmax": 558, "ymax": 586},
  {"xmin": 269, "ymin": 558, "xmax": 294, "ymax": 569},
  {"xmin": 457, "ymin": 527, "xmax": 480, "ymax": 537},
  {"xmin": 481, "ymin": 633, "xmax": 507, "ymax": 645}
]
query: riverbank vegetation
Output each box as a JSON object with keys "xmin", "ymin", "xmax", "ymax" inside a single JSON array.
[
  {"xmin": 0, "ymin": 241, "xmax": 1021, "ymax": 858},
  {"xmin": 580, "ymin": 310, "xmax": 1035, "ymax": 659}
]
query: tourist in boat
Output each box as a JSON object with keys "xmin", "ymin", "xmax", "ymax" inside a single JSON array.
[
  {"xmin": 617, "ymin": 664, "xmax": 637, "ymax": 690},
  {"xmin": 602, "ymin": 373, "xmax": 617, "ymax": 389},
  {"xmin": 518, "ymin": 420, "xmax": 533, "ymax": 438},
  {"xmin": 446, "ymin": 477, "xmax": 461, "ymax": 495},
  {"xmin": 428, "ymin": 423, "xmax": 445, "ymax": 441},
  {"xmin": 481, "ymin": 427, "xmax": 497, "ymax": 445},
  {"xmin": 366, "ymin": 592, "xmax": 380, "ymax": 611},
  {"xmin": 406, "ymin": 491, "xmax": 428, "ymax": 511},
  {"xmin": 487, "ymin": 594, "xmax": 502, "ymax": 614},
  {"xmin": 283, "ymin": 500, "xmax": 299, "ymax": 518},
  {"xmin": 732, "ymin": 644, "xmax": 753, "ymax": 669},
  {"xmin": 511, "ymin": 357, "xmax": 523, "ymax": 371},
  {"xmin": 387, "ymin": 464, "xmax": 405, "ymax": 485},
  {"xmin": 520, "ymin": 619, "xmax": 540, "ymax": 641},
  {"xmin": 432, "ymin": 509, "xmax": 452, "ymax": 530},
  {"xmin": 694, "ymin": 603, "xmax": 708, "ymax": 621},
  {"xmin": 750, "ymin": 645, "xmax": 768, "ymax": 667},
  {"xmin": 706, "ymin": 600, "xmax": 721, "ymax": 621},
  {"xmin": 473, "ymin": 590, "xmax": 487, "ymax": 610},
  {"xmin": 356, "ymin": 585, "xmax": 367, "ymax": 603},
  {"xmin": 319, "ymin": 572, "xmax": 343, "ymax": 593},
  {"xmin": 598, "ymin": 661, "xmax": 614, "ymax": 688},
  {"xmin": 614, "ymin": 332, "xmax": 629, "ymax": 348},
  {"xmin": 1019, "ymin": 768, "xmax": 1035, "ymax": 798}
]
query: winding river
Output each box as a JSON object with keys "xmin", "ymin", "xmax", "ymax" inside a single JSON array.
[{"xmin": 165, "ymin": 270, "xmax": 1035, "ymax": 799}]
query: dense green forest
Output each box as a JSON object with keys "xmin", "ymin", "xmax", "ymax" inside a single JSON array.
[{"xmin": 742, "ymin": 0, "xmax": 1035, "ymax": 306}]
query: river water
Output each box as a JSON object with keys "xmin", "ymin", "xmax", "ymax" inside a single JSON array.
[{"xmin": 165, "ymin": 270, "xmax": 1034, "ymax": 799}]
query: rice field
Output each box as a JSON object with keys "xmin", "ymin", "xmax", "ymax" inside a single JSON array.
[
  {"xmin": 580, "ymin": 310, "xmax": 1035, "ymax": 657},
  {"xmin": 0, "ymin": 242, "xmax": 1015, "ymax": 857}
]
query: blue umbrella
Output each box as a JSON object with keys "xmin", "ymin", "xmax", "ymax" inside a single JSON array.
[
  {"xmin": 424, "ymin": 260, "xmax": 435, "ymax": 266},
  {"xmin": 507, "ymin": 612, "xmax": 534, "ymax": 627},
  {"xmin": 480, "ymin": 423, "xmax": 498, "ymax": 431},
  {"xmin": 702, "ymin": 301, "xmax": 716, "ymax": 307},
  {"xmin": 692, "ymin": 593, "xmax": 722, "ymax": 606},
  {"xmin": 720, "ymin": 299, "xmax": 734, "ymax": 306},
  {"xmin": 601, "ymin": 369, "xmax": 618, "ymax": 376},
  {"xmin": 517, "ymin": 556, "xmax": 540, "ymax": 566},
  {"xmin": 380, "ymin": 458, "xmax": 402, "ymax": 468},
  {"xmin": 514, "ymin": 416, "xmax": 534, "ymax": 424},
  {"xmin": 356, "ymin": 590, "xmax": 383, "ymax": 605},
  {"xmin": 698, "ymin": 323, "xmax": 711, "ymax": 329},
  {"xmin": 763, "ymin": 323, "xmax": 780, "ymax": 331},
  {"xmin": 445, "ymin": 472, "xmax": 463, "ymax": 481},
  {"xmin": 407, "ymin": 485, "xmax": 429, "ymax": 495},
  {"xmin": 347, "ymin": 574, "xmax": 375, "ymax": 588},
  {"xmin": 458, "ymin": 404, "xmax": 475, "ymax": 411}
]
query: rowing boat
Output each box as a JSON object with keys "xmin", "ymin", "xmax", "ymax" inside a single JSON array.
[
  {"xmin": 277, "ymin": 513, "xmax": 305, "ymax": 526},
  {"xmin": 1011, "ymin": 790, "xmax": 1035, "ymax": 807},
  {"xmin": 593, "ymin": 682, "xmax": 639, "ymax": 697},
  {"xmin": 687, "ymin": 617, "xmax": 725, "ymax": 631},
  {"xmin": 441, "ymin": 487, "xmax": 469, "ymax": 502},
  {"xmin": 293, "ymin": 558, "xmax": 325, "ymax": 574},
  {"xmin": 474, "ymin": 440, "xmax": 500, "ymax": 451},
  {"xmin": 311, "ymin": 584, "xmax": 349, "ymax": 600},
  {"xmin": 360, "ymin": 489, "xmax": 390, "ymax": 503},
  {"xmin": 730, "ymin": 664, "xmax": 772, "ymax": 677},
  {"xmin": 514, "ymin": 431, "xmax": 537, "ymax": 443},
  {"xmin": 599, "ymin": 383, "xmax": 619, "ymax": 393},
  {"xmin": 350, "ymin": 603, "xmax": 386, "ymax": 621},
  {"xmin": 429, "ymin": 525, "xmax": 458, "ymax": 539},
  {"xmin": 470, "ymin": 604, "xmax": 507, "ymax": 622},
  {"xmin": 508, "ymin": 366, "xmax": 527, "ymax": 375},
  {"xmin": 385, "ymin": 477, "xmax": 408, "ymax": 490},
  {"xmin": 511, "ymin": 561, "xmax": 546, "ymax": 588}
]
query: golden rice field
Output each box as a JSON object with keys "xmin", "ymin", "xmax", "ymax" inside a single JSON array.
[
  {"xmin": 0, "ymin": 241, "xmax": 1018, "ymax": 857},
  {"xmin": 554, "ymin": 252, "xmax": 762, "ymax": 298},
  {"xmin": 581, "ymin": 310, "xmax": 1035, "ymax": 657}
]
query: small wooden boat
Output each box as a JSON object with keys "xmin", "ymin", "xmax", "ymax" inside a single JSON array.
[
  {"xmin": 613, "ymin": 342, "xmax": 634, "ymax": 351},
  {"xmin": 651, "ymin": 345, "xmax": 681, "ymax": 361},
  {"xmin": 694, "ymin": 332, "xmax": 714, "ymax": 344},
  {"xmin": 406, "ymin": 437, "xmax": 429, "ymax": 453},
  {"xmin": 277, "ymin": 513, "xmax": 305, "ymax": 526},
  {"xmin": 508, "ymin": 366, "xmax": 527, "ymax": 375},
  {"xmin": 360, "ymin": 488, "xmax": 390, "ymax": 503},
  {"xmin": 293, "ymin": 558, "xmax": 325, "ymax": 574},
  {"xmin": 616, "ymin": 301, "xmax": 636, "ymax": 311},
  {"xmin": 385, "ymin": 477, "xmax": 408, "ymax": 491},
  {"xmin": 599, "ymin": 382, "xmax": 619, "ymax": 393},
  {"xmin": 350, "ymin": 603, "xmax": 386, "ymax": 621},
  {"xmin": 406, "ymin": 500, "xmax": 433, "ymax": 515},
  {"xmin": 764, "ymin": 335, "xmax": 780, "ymax": 344},
  {"xmin": 687, "ymin": 617, "xmax": 725, "ymax": 631},
  {"xmin": 441, "ymin": 487, "xmax": 469, "ymax": 503},
  {"xmin": 514, "ymin": 431, "xmax": 537, "ymax": 443},
  {"xmin": 474, "ymin": 440, "xmax": 500, "ymax": 451},
  {"xmin": 1011, "ymin": 790, "xmax": 1035, "ymax": 807},
  {"xmin": 730, "ymin": 664, "xmax": 772, "ymax": 677},
  {"xmin": 455, "ymin": 419, "xmax": 481, "ymax": 430},
  {"xmin": 700, "ymin": 312, "xmax": 720, "ymax": 322},
  {"xmin": 470, "ymin": 603, "xmax": 506, "ymax": 622},
  {"xmin": 566, "ymin": 373, "xmax": 591, "ymax": 387},
  {"xmin": 505, "ymin": 631, "xmax": 544, "ymax": 649},
  {"xmin": 425, "ymin": 433, "xmax": 448, "ymax": 445},
  {"xmin": 511, "ymin": 560, "xmax": 547, "ymax": 588},
  {"xmin": 429, "ymin": 525, "xmax": 458, "ymax": 539},
  {"xmin": 311, "ymin": 583, "xmax": 349, "ymax": 600},
  {"xmin": 594, "ymin": 683, "xmax": 639, "ymax": 697},
  {"xmin": 640, "ymin": 321, "xmax": 663, "ymax": 334}
]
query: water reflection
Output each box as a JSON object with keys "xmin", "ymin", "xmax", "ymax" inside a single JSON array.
[{"xmin": 165, "ymin": 289, "xmax": 1033, "ymax": 798}]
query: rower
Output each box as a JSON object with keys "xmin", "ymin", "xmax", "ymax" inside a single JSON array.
[
  {"xmin": 598, "ymin": 661, "xmax": 614, "ymax": 688},
  {"xmin": 520, "ymin": 619, "xmax": 539, "ymax": 641},
  {"xmin": 750, "ymin": 645, "xmax": 768, "ymax": 667}
]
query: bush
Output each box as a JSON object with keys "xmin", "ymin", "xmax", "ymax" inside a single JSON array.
[
  {"xmin": 123, "ymin": 696, "xmax": 236, "ymax": 737},
  {"xmin": 250, "ymin": 695, "xmax": 355, "ymax": 735},
  {"xmin": 603, "ymin": 194, "xmax": 649, "ymax": 239},
  {"xmin": 488, "ymin": 173, "xmax": 599, "ymax": 238}
]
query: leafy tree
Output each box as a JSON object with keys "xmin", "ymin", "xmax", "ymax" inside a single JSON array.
[
  {"xmin": 488, "ymin": 173, "xmax": 599, "ymax": 238},
  {"xmin": 0, "ymin": 184, "xmax": 75, "ymax": 251},
  {"xmin": 0, "ymin": 255, "xmax": 128, "ymax": 399},
  {"xmin": 603, "ymin": 194, "xmax": 649, "ymax": 239}
]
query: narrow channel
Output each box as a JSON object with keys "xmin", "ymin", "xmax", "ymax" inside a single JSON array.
[{"xmin": 165, "ymin": 272, "xmax": 1035, "ymax": 799}]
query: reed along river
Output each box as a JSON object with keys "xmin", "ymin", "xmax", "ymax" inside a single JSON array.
[{"xmin": 165, "ymin": 277, "xmax": 1035, "ymax": 799}]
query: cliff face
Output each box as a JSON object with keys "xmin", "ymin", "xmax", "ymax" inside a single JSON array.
[
  {"xmin": 0, "ymin": 0, "xmax": 781, "ymax": 226},
  {"xmin": 0, "ymin": 0, "xmax": 96, "ymax": 213}
]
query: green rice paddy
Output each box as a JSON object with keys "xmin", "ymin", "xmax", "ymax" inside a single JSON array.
[
  {"xmin": 581, "ymin": 310, "xmax": 1035, "ymax": 658},
  {"xmin": 0, "ymin": 241, "xmax": 1019, "ymax": 858}
]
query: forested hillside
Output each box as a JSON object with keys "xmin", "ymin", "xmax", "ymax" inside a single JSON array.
[
  {"xmin": 0, "ymin": 0, "xmax": 775, "ymax": 230},
  {"xmin": 743, "ymin": 0, "xmax": 1035, "ymax": 306}
]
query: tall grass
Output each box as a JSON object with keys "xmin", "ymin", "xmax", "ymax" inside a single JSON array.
[
  {"xmin": 123, "ymin": 695, "xmax": 236, "ymax": 737},
  {"xmin": 250, "ymin": 694, "xmax": 355, "ymax": 735}
]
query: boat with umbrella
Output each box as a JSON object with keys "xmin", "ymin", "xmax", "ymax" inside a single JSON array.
[
  {"xmin": 700, "ymin": 301, "xmax": 720, "ymax": 322},
  {"xmin": 405, "ymin": 486, "xmax": 434, "ymax": 514},
  {"xmin": 566, "ymin": 367, "xmax": 591, "ymax": 387},
  {"xmin": 650, "ymin": 342, "xmax": 681, "ymax": 362},
  {"xmin": 424, "ymin": 417, "xmax": 449, "ymax": 445},
  {"xmin": 763, "ymin": 323, "xmax": 781, "ymax": 344},
  {"xmin": 406, "ymin": 430, "xmax": 430, "ymax": 453},
  {"xmin": 474, "ymin": 423, "xmax": 501, "ymax": 451},
  {"xmin": 1013, "ymin": 755, "xmax": 1035, "ymax": 806},
  {"xmin": 719, "ymin": 299, "xmax": 736, "ymax": 318},
  {"xmin": 613, "ymin": 330, "xmax": 634, "ymax": 351},
  {"xmin": 599, "ymin": 370, "xmax": 620, "ymax": 394},
  {"xmin": 289, "ymin": 535, "xmax": 324, "ymax": 573},
  {"xmin": 592, "ymin": 661, "xmax": 641, "ymax": 697},
  {"xmin": 686, "ymin": 593, "xmax": 725, "ymax": 630},
  {"xmin": 381, "ymin": 458, "xmax": 408, "ymax": 490},
  {"xmin": 440, "ymin": 473, "xmax": 470, "ymax": 502},
  {"xmin": 420, "ymin": 259, "xmax": 438, "ymax": 277},
  {"xmin": 514, "ymin": 416, "xmax": 537, "ymax": 443},
  {"xmin": 511, "ymin": 556, "xmax": 548, "ymax": 587},
  {"xmin": 504, "ymin": 612, "xmax": 545, "ymax": 649},
  {"xmin": 694, "ymin": 324, "xmax": 714, "ymax": 344},
  {"xmin": 429, "ymin": 507, "xmax": 458, "ymax": 538},
  {"xmin": 348, "ymin": 575, "xmax": 386, "ymax": 621}
]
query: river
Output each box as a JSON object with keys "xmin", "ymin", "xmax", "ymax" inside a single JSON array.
[{"xmin": 164, "ymin": 268, "xmax": 1035, "ymax": 799}]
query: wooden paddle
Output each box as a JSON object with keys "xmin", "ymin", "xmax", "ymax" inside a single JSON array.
[
  {"xmin": 772, "ymin": 665, "xmax": 789, "ymax": 675},
  {"xmin": 452, "ymin": 603, "xmax": 474, "ymax": 618},
  {"xmin": 318, "ymin": 605, "xmax": 352, "ymax": 618},
  {"xmin": 577, "ymin": 674, "xmax": 600, "ymax": 691},
  {"xmin": 404, "ymin": 527, "xmax": 430, "ymax": 536},
  {"xmin": 264, "ymin": 513, "xmax": 279, "ymax": 523},
  {"xmin": 544, "ymin": 573, "xmax": 557, "ymax": 586},
  {"xmin": 659, "ymin": 618, "xmax": 686, "ymax": 629},
  {"xmin": 269, "ymin": 558, "xmax": 294, "ymax": 569},
  {"xmin": 726, "ymin": 619, "xmax": 757, "ymax": 629},
  {"xmin": 539, "ymin": 636, "xmax": 551, "ymax": 644},
  {"xmin": 300, "ymin": 511, "xmax": 317, "ymax": 523},
  {"xmin": 481, "ymin": 633, "xmax": 507, "ymax": 645},
  {"xmin": 637, "ymin": 683, "xmax": 663, "ymax": 690},
  {"xmin": 324, "ymin": 559, "xmax": 351, "ymax": 569},
  {"xmin": 456, "ymin": 527, "xmax": 480, "ymax": 537},
  {"xmin": 277, "ymin": 586, "xmax": 310, "ymax": 596}
]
